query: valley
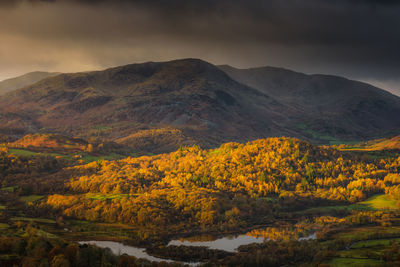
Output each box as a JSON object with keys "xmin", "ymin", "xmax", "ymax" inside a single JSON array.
[
  {"xmin": 1, "ymin": 0, "xmax": 400, "ymax": 265},
  {"xmin": 0, "ymin": 132, "xmax": 400, "ymax": 266},
  {"xmin": 0, "ymin": 59, "xmax": 400, "ymax": 266}
]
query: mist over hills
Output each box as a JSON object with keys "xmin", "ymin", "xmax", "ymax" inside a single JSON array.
[
  {"xmin": 0, "ymin": 58, "xmax": 399, "ymax": 152},
  {"xmin": 0, "ymin": 71, "xmax": 60, "ymax": 96}
]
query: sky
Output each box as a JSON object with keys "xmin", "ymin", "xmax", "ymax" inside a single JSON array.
[{"xmin": 0, "ymin": 0, "xmax": 399, "ymax": 95}]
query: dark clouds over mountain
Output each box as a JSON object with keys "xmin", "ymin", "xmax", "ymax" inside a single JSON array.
[{"xmin": 0, "ymin": 0, "xmax": 399, "ymax": 94}]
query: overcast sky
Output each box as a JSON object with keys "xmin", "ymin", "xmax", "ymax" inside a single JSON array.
[{"xmin": 0, "ymin": 0, "xmax": 399, "ymax": 95}]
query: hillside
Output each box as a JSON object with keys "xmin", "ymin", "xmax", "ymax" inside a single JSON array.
[
  {"xmin": 38, "ymin": 137, "xmax": 400, "ymax": 231},
  {"xmin": 116, "ymin": 127, "xmax": 198, "ymax": 154},
  {"xmin": 5, "ymin": 133, "xmax": 136, "ymax": 161},
  {"xmin": 1, "ymin": 136, "xmax": 400, "ymax": 266},
  {"xmin": 341, "ymin": 134, "xmax": 400, "ymax": 151},
  {"xmin": 0, "ymin": 59, "xmax": 400, "ymax": 151},
  {"xmin": 367, "ymin": 135, "xmax": 400, "ymax": 150},
  {"xmin": 220, "ymin": 65, "xmax": 400, "ymax": 143},
  {"xmin": 0, "ymin": 71, "xmax": 60, "ymax": 96},
  {"xmin": 10, "ymin": 133, "xmax": 88, "ymax": 151},
  {"xmin": 0, "ymin": 59, "xmax": 296, "ymax": 147}
]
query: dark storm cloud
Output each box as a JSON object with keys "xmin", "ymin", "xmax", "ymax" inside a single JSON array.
[{"xmin": 0, "ymin": 0, "xmax": 399, "ymax": 94}]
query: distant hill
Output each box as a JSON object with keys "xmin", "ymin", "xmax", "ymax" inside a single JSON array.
[
  {"xmin": 219, "ymin": 65, "xmax": 400, "ymax": 143},
  {"xmin": 373, "ymin": 135, "xmax": 400, "ymax": 150},
  {"xmin": 116, "ymin": 128, "xmax": 198, "ymax": 154},
  {"xmin": 0, "ymin": 71, "xmax": 60, "ymax": 95},
  {"xmin": 10, "ymin": 133, "xmax": 88, "ymax": 151},
  {"xmin": 0, "ymin": 59, "xmax": 399, "ymax": 152},
  {"xmin": 0, "ymin": 59, "xmax": 296, "ymax": 148},
  {"xmin": 8, "ymin": 133, "xmax": 135, "ymax": 157},
  {"xmin": 341, "ymin": 134, "xmax": 400, "ymax": 151}
]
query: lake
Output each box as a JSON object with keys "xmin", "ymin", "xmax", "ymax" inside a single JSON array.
[
  {"xmin": 168, "ymin": 234, "xmax": 265, "ymax": 252},
  {"xmin": 78, "ymin": 240, "xmax": 176, "ymax": 263},
  {"xmin": 79, "ymin": 232, "xmax": 316, "ymax": 264},
  {"xmin": 168, "ymin": 232, "xmax": 317, "ymax": 252}
]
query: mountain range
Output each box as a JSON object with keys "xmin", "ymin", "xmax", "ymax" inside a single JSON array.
[{"xmin": 0, "ymin": 58, "xmax": 399, "ymax": 152}]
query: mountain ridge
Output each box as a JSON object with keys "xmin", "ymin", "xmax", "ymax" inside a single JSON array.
[
  {"xmin": 219, "ymin": 64, "xmax": 400, "ymax": 143},
  {"xmin": 0, "ymin": 71, "xmax": 60, "ymax": 96},
  {"xmin": 0, "ymin": 58, "xmax": 399, "ymax": 152},
  {"xmin": 0, "ymin": 59, "xmax": 296, "ymax": 151}
]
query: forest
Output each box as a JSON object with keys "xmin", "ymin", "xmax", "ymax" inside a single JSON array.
[{"xmin": 1, "ymin": 135, "xmax": 400, "ymax": 266}]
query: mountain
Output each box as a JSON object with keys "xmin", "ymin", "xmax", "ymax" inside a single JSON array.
[
  {"xmin": 0, "ymin": 71, "xmax": 60, "ymax": 96},
  {"xmin": 0, "ymin": 58, "xmax": 399, "ymax": 152},
  {"xmin": 7, "ymin": 133, "xmax": 134, "ymax": 157},
  {"xmin": 342, "ymin": 134, "xmax": 400, "ymax": 151},
  {"xmin": 116, "ymin": 127, "xmax": 198, "ymax": 154},
  {"xmin": 9, "ymin": 133, "xmax": 88, "ymax": 151},
  {"xmin": 219, "ymin": 65, "xmax": 400, "ymax": 143},
  {"xmin": 370, "ymin": 135, "xmax": 400, "ymax": 150},
  {"xmin": 0, "ymin": 59, "xmax": 297, "ymax": 150}
]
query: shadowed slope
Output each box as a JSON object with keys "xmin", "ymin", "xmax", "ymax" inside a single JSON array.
[
  {"xmin": 220, "ymin": 65, "xmax": 400, "ymax": 142},
  {"xmin": 0, "ymin": 59, "xmax": 295, "ymax": 149}
]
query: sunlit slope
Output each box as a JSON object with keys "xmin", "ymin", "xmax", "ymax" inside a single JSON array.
[
  {"xmin": 44, "ymin": 137, "xmax": 400, "ymax": 229},
  {"xmin": 341, "ymin": 134, "xmax": 400, "ymax": 151}
]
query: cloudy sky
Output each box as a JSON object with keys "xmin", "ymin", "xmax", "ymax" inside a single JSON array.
[{"xmin": 0, "ymin": 0, "xmax": 399, "ymax": 95}]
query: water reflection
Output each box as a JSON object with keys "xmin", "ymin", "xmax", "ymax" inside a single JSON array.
[
  {"xmin": 168, "ymin": 235, "xmax": 265, "ymax": 252},
  {"xmin": 78, "ymin": 241, "xmax": 175, "ymax": 263},
  {"xmin": 298, "ymin": 232, "xmax": 317, "ymax": 241},
  {"xmin": 168, "ymin": 232, "xmax": 316, "ymax": 252},
  {"xmin": 78, "ymin": 232, "xmax": 316, "ymax": 264}
]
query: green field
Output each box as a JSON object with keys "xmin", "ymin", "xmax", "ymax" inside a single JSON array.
[
  {"xmin": 298, "ymin": 194, "xmax": 397, "ymax": 215},
  {"xmin": 80, "ymin": 152, "xmax": 128, "ymax": 163},
  {"xmin": 9, "ymin": 148, "xmax": 39, "ymax": 157},
  {"xmin": 359, "ymin": 194, "xmax": 398, "ymax": 210},
  {"xmin": 333, "ymin": 226, "xmax": 400, "ymax": 240},
  {"xmin": 85, "ymin": 193, "xmax": 140, "ymax": 200},
  {"xmin": 297, "ymin": 203, "xmax": 372, "ymax": 215},
  {"xmin": 11, "ymin": 217, "xmax": 56, "ymax": 224},
  {"xmin": 330, "ymin": 227, "xmax": 400, "ymax": 267},
  {"xmin": 19, "ymin": 195, "xmax": 44, "ymax": 203},
  {"xmin": 9, "ymin": 148, "xmax": 72, "ymax": 159},
  {"xmin": 36, "ymin": 229, "xmax": 58, "ymax": 239},
  {"xmin": 0, "ymin": 186, "xmax": 17, "ymax": 192},
  {"xmin": 352, "ymin": 238, "xmax": 400, "ymax": 249},
  {"xmin": 330, "ymin": 257, "xmax": 384, "ymax": 267},
  {"xmin": 0, "ymin": 254, "xmax": 19, "ymax": 261},
  {"xmin": 9, "ymin": 147, "xmax": 128, "ymax": 164},
  {"xmin": 296, "ymin": 123, "xmax": 359, "ymax": 145},
  {"xmin": 93, "ymin": 125, "xmax": 112, "ymax": 131}
]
